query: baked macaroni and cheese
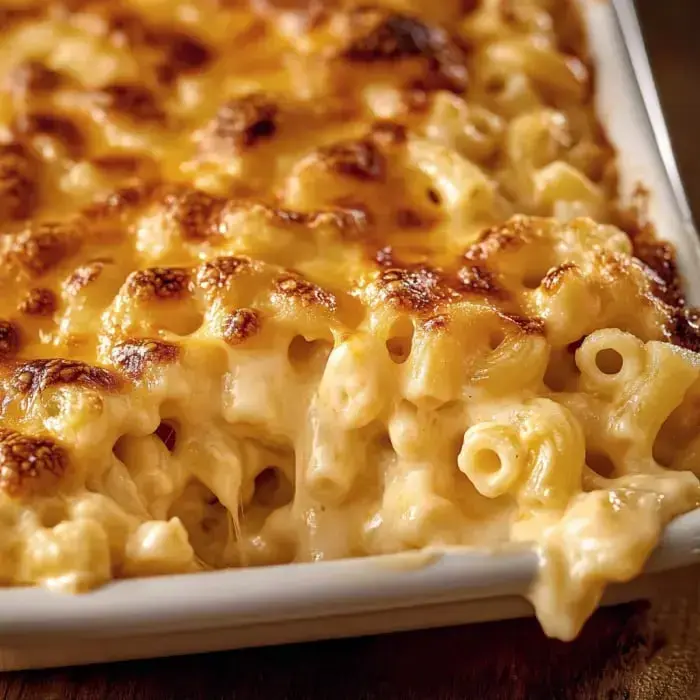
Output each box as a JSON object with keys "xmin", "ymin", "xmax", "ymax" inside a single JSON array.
[{"xmin": 0, "ymin": 0, "xmax": 698, "ymax": 641}]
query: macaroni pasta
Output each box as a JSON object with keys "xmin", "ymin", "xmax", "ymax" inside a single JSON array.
[{"xmin": 0, "ymin": 0, "xmax": 697, "ymax": 641}]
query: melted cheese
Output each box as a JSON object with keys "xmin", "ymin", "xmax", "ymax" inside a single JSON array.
[{"xmin": 0, "ymin": 0, "xmax": 698, "ymax": 641}]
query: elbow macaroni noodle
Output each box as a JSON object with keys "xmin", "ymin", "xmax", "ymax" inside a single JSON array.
[{"xmin": 0, "ymin": 0, "xmax": 697, "ymax": 641}]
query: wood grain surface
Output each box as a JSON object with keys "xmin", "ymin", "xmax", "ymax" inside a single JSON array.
[{"xmin": 2, "ymin": 0, "xmax": 700, "ymax": 697}]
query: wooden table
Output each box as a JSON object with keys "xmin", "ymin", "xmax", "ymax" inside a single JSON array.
[{"xmin": 3, "ymin": 0, "xmax": 700, "ymax": 697}]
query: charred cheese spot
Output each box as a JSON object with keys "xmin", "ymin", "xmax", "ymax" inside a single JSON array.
[
  {"xmin": 196, "ymin": 256, "xmax": 254, "ymax": 291},
  {"xmin": 3, "ymin": 221, "xmax": 81, "ymax": 278},
  {"xmin": 97, "ymin": 83, "xmax": 166, "ymax": 122},
  {"xmin": 540, "ymin": 262, "xmax": 580, "ymax": 293},
  {"xmin": 617, "ymin": 185, "xmax": 683, "ymax": 305},
  {"xmin": 13, "ymin": 113, "xmax": 86, "ymax": 159},
  {"xmin": 500, "ymin": 312, "xmax": 545, "ymax": 335},
  {"xmin": 667, "ymin": 308, "xmax": 700, "ymax": 354},
  {"xmin": 18, "ymin": 287, "xmax": 57, "ymax": 316},
  {"xmin": 221, "ymin": 308, "xmax": 261, "ymax": 345},
  {"xmin": 0, "ymin": 142, "xmax": 39, "ymax": 222},
  {"xmin": 403, "ymin": 86, "xmax": 431, "ymax": 113},
  {"xmin": 343, "ymin": 11, "xmax": 469, "ymax": 92},
  {"xmin": 82, "ymin": 183, "xmax": 156, "ymax": 221},
  {"xmin": 0, "ymin": 5, "xmax": 42, "ymax": 32},
  {"xmin": 105, "ymin": 9, "xmax": 213, "ymax": 82},
  {"xmin": 11, "ymin": 359, "xmax": 121, "ymax": 396},
  {"xmin": 317, "ymin": 139, "xmax": 386, "ymax": 181},
  {"xmin": 395, "ymin": 208, "xmax": 427, "ymax": 229},
  {"xmin": 106, "ymin": 10, "xmax": 152, "ymax": 45},
  {"xmin": 125, "ymin": 267, "xmax": 192, "ymax": 301},
  {"xmin": 111, "ymin": 338, "xmax": 180, "ymax": 379},
  {"xmin": 421, "ymin": 313, "xmax": 450, "ymax": 332},
  {"xmin": 345, "ymin": 12, "xmax": 440, "ymax": 60},
  {"xmin": 499, "ymin": 0, "xmax": 520, "ymax": 24},
  {"xmin": 91, "ymin": 153, "xmax": 157, "ymax": 176},
  {"xmin": 464, "ymin": 219, "xmax": 534, "ymax": 261},
  {"xmin": 161, "ymin": 187, "xmax": 225, "ymax": 241},
  {"xmin": 271, "ymin": 205, "xmax": 370, "ymax": 235},
  {"xmin": 199, "ymin": 94, "xmax": 278, "ymax": 153},
  {"xmin": 371, "ymin": 120, "xmax": 407, "ymax": 146},
  {"xmin": 457, "ymin": 265, "xmax": 503, "ymax": 297},
  {"xmin": 0, "ymin": 320, "xmax": 20, "ymax": 359},
  {"xmin": 633, "ymin": 240, "xmax": 683, "ymax": 307},
  {"xmin": 0, "ymin": 428, "xmax": 68, "ymax": 499},
  {"xmin": 274, "ymin": 275, "xmax": 337, "ymax": 311},
  {"xmin": 376, "ymin": 267, "xmax": 460, "ymax": 312},
  {"xmin": 317, "ymin": 207, "xmax": 370, "ymax": 235},
  {"xmin": 63, "ymin": 260, "xmax": 109, "ymax": 296},
  {"xmin": 6, "ymin": 60, "xmax": 62, "ymax": 96},
  {"xmin": 154, "ymin": 31, "xmax": 213, "ymax": 84}
]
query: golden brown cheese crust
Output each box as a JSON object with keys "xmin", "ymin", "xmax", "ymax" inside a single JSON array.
[
  {"xmin": 317, "ymin": 139, "xmax": 387, "ymax": 181},
  {"xmin": 18, "ymin": 287, "xmax": 58, "ymax": 316},
  {"xmin": 6, "ymin": 60, "xmax": 63, "ymax": 96},
  {"xmin": 10, "ymin": 358, "xmax": 120, "ymax": 397},
  {"xmin": 0, "ymin": 427, "xmax": 67, "ymax": 499},
  {"xmin": 456, "ymin": 265, "xmax": 504, "ymax": 299},
  {"xmin": 111, "ymin": 338, "xmax": 180, "ymax": 378},
  {"xmin": 0, "ymin": 321, "xmax": 20, "ymax": 359},
  {"xmin": 668, "ymin": 308, "xmax": 700, "ymax": 353},
  {"xmin": 196, "ymin": 256, "xmax": 256, "ymax": 292},
  {"xmin": 95, "ymin": 83, "xmax": 166, "ymax": 123},
  {"xmin": 0, "ymin": 142, "xmax": 39, "ymax": 222},
  {"xmin": 199, "ymin": 94, "xmax": 279, "ymax": 153},
  {"xmin": 616, "ymin": 186, "xmax": 684, "ymax": 307},
  {"xmin": 0, "ymin": 0, "xmax": 695, "ymax": 502},
  {"xmin": 274, "ymin": 274, "xmax": 337, "ymax": 311},
  {"xmin": 376, "ymin": 266, "xmax": 461, "ymax": 312},
  {"xmin": 2, "ymin": 221, "xmax": 83, "ymax": 279},
  {"xmin": 0, "ymin": 0, "xmax": 698, "ymax": 649},
  {"xmin": 63, "ymin": 261, "xmax": 108, "ymax": 296},
  {"xmin": 160, "ymin": 187, "xmax": 226, "ymax": 242},
  {"xmin": 221, "ymin": 308, "xmax": 261, "ymax": 346},
  {"xmin": 125, "ymin": 267, "xmax": 192, "ymax": 301},
  {"xmin": 342, "ymin": 10, "xmax": 469, "ymax": 92},
  {"xmin": 13, "ymin": 113, "xmax": 86, "ymax": 159}
]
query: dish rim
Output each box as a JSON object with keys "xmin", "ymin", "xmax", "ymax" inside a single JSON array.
[{"xmin": 1, "ymin": 508, "xmax": 699, "ymax": 638}]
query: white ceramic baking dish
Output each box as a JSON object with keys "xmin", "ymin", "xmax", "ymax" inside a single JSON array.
[{"xmin": 1, "ymin": 0, "xmax": 700, "ymax": 671}]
